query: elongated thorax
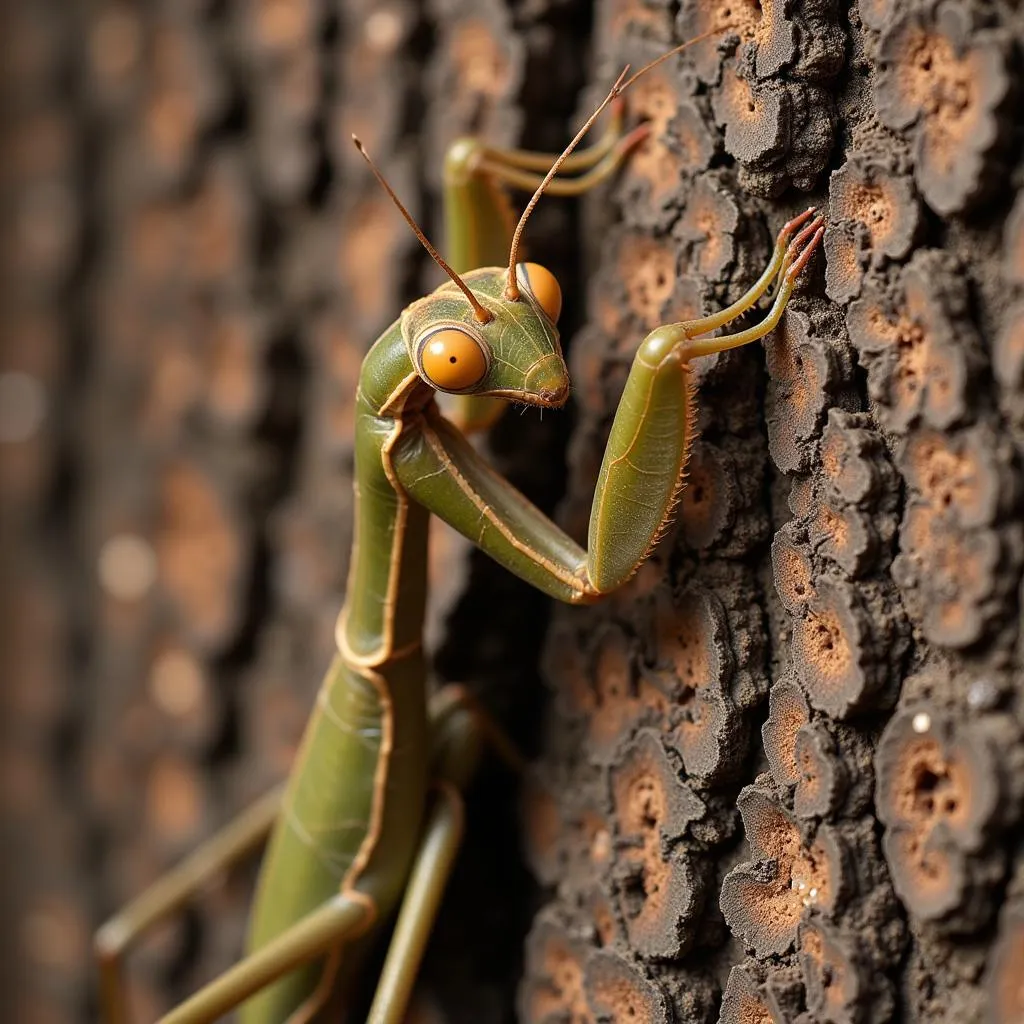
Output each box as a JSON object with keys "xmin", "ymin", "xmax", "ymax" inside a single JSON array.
[{"xmin": 242, "ymin": 319, "xmax": 434, "ymax": 1024}]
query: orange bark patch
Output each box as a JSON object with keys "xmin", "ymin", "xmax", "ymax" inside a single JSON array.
[
  {"xmin": 792, "ymin": 723, "xmax": 841, "ymax": 819},
  {"xmin": 156, "ymin": 460, "xmax": 244, "ymax": 652},
  {"xmin": 809, "ymin": 501, "xmax": 871, "ymax": 575},
  {"xmin": 762, "ymin": 678, "xmax": 811, "ymax": 788},
  {"xmin": 901, "ymin": 428, "xmax": 998, "ymax": 529},
  {"xmin": 799, "ymin": 920, "xmax": 859, "ymax": 1020},
  {"xmin": 619, "ymin": 234, "xmax": 677, "ymax": 327},
  {"xmin": 584, "ymin": 950, "xmax": 671, "ymax": 1024},
  {"xmin": 141, "ymin": 325, "xmax": 201, "ymax": 443},
  {"xmin": 605, "ymin": 0, "xmax": 673, "ymax": 36},
  {"xmin": 143, "ymin": 24, "xmax": 210, "ymax": 176},
  {"xmin": 876, "ymin": 9, "xmax": 1010, "ymax": 213},
  {"xmin": 187, "ymin": 159, "xmax": 250, "ymax": 287},
  {"xmin": 522, "ymin": 776, "xmax": 563, "ymax": 885},
  {"xmin": 846, "ymin": 281, "xmax": 962, "ymax": 434},
  {"xmin": 843, "ymin": 181, "xmax": 893, "ymax": 238},
  {"xmin": 524, "ymin": 927, "xmax": 590, "ymax": 1024},
  {"xmin": 612, "ymin": 732, "xmax": 703, "ymax": 957},
  {"xmin": 680, "ymin": 444, "xmax": 732, "ymax": 549},
  {"xmin": 623, "ymin": 71, "xmax": 689, "ymax": 208},
  {"xmin": 765, "ymin": 309, "xmax": 831, "ymax": 473},
  {"xmin": 722, "ymin": 788, "xmax": 839, "ymax": 955},
  {"xmin": 890, "ymin": 28, "xmax": 977, "ymax": 178},
  {"xmin": 651, "ymin": 588, "xmax": 736, "ymax": 779},
  {"xmin": 877, "ymin": 706, "xmax": 1000, "ymax": 921},
  {"xmin": 613, "ymin": 748, "xmax": 669, "ymax": 838},
  {"xmin": 771, "ymin": 528, "xmax": 814, "ymax": 613},
  {"xmin": 254, "ymin": 0, "xmax": 314, "ymax": 54},
  {"xmin": 450, "ymin": 20, "xmax": 512, "ymax": 99},
  {"xmin": 681, "ymin": 0, "xmax": 762, "ymax": 82},
  {"xmin": 654, "ymin": 592, "xmax": 717, "ymax": 696},
  {"xmin": 878, "ymin": 727, "xmax": 979, "ymax": 838},
  {"xmin": 146, "ymin": 755, "xmax": 205, "ymax": 845},
  {"xmin": 794, "ymin": 604, "xmax": 853, "ymax": 696},
  {"xmin": 883, "ymin": 828, "xmax": 959, "ymax": 916},
  {"xmin": 312, "ymin": 309, "xmax": 364, "ymax": 449},
  {"xmin": 589, "ymin": 626, "xmax": 639, "ymax": 756},
  {"xmin": 894, "ymin": 501, "xmax": 1000, "ymax": 647},
  {"xmin": 677, "ymin": 176, "xmax": 739, "ymax": 280},
  {"xmin": 823, "ymin": 224, "xmax": 863, "ymax": 303},
  {"xmin": 338, "ymin": 194, "xmax": 403, "ymax": 327},
  {"xmin": 995, "ymin": 303, "xmax": 1024, "ymax": 389},
  {"xmin": 721, "ymin": 69, "xmax": 759, "ymax": 130},
  {"xmin": 828, "ymin": 160, "xmax": 918, "ymax": 261},
  {"xmin": 586, "ymin": 888, "xmax": 618, "ymax": 947},
  {"xmin": 128, "ymin": 203, "xmax": 185, "ymax": 287},
  {"xmin": 204, "ymin": 308, "xmax": 266, "ymax": 429}
]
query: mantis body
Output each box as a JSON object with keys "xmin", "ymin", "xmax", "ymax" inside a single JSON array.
[{"xmin": 96, "ymin": 45, "xmax": 824, "ymax": 1024}]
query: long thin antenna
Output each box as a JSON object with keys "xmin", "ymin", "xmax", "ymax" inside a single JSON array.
[
  {"xmin": 352, "ymin": 136, "xmax": 494, "ymax": 324},
  {"xmin": 618, "ymin": 26, "xmax": 731, "ymax": 92},
  {"xmin": 504, "ymin": 25, "xmax": 734, "ymax": 302}
]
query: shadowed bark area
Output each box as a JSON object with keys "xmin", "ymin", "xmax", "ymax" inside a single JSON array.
[{"xmin": 1, "ymin": 2, "xmax": 1023, "ymax": 1023}]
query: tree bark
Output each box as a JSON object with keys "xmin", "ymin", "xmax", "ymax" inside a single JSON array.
[{"xmin": 1, "ymin": 1, "xmax": 1023, "ymax": 1023}]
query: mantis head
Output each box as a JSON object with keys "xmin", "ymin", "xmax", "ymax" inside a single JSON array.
[
  {"xmin": 353, "ymin": 28, "xmax": 728, "ymax": 409},
  {"xmin": 351, "ymin": 137, "xmax": 568, "ymax": 407},
  {"xmin": 404, "ymin": 261, "xmax": 569, "ymax": 408}
]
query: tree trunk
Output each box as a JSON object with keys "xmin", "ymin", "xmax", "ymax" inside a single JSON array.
[{"xmin": 2, "ymin": 1, "xmax": 1023, "ymax": 1023}]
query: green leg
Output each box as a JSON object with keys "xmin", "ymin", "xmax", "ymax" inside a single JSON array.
[
  {"xmin": 95, "ymin": 786, "xmax": 285, "ymax": 1024},
  {"xmin": 473, "ymin": 97, "xmax": 627, "ymax": 174},
  {"xmin": 429, "ymin": 683, "xmax": 527, "ymax": 782},
  {"xmin": 679, "ymin": 216, "xmax": 825, "ymax": 359},
  {"xmin": 356, "ymin": 684, "xmax": 528, "ymax": 1019},
  {"xmin": 475, "ymin": 124, "xmax": 650, "ymax": 197},
  {"xmin": 683, "ymin": 208, "xmax": 821, "ymax": 338},
  {"xmin": 157, "ymin": 894, "xmax": 372, "ymax": 1024},
  {"xmin": 365, "ymin": 783, "xmax": 466, "ymax": 1024},
  {"xmin": 358, "ymin": 685, "xmax": 525, "ymax": 1024}
]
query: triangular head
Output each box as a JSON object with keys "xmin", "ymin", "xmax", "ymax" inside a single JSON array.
[{"xmin": 401, "ymin": 262, "xmax": 567, "ymax": 407}]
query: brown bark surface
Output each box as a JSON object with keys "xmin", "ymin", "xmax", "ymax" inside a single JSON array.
[{"xmin": 1, "ymin": 1, "xmax": 1023, "ymax": 1023}]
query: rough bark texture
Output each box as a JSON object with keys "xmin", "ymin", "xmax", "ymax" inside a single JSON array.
[{"xmin": 1, "ymin": 1, "xmax": 1023, "ymax": 1023}]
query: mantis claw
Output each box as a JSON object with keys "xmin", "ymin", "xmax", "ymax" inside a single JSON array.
[
  {"xmin": 777, "ymin": 206, "xmax": 818, "ymax": 246},
  {"xmin": 785, "ymin": 223, "xmax": 826, "ymax": 283}
]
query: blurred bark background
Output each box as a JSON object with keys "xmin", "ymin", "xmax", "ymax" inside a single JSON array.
[{"xmin": 1, "ymin": 1, "xmax": 1023, "ymax": 1023}]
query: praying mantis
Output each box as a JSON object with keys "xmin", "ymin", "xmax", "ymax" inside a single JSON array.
[{"xmin": 95, "ymin": 36, "xmax": 824, "ymax": 1024}]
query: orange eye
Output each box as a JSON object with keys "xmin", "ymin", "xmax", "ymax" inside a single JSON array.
[
  {"xmin": 419, "ymin": 328, "xmax": 488, "ymax": 391},
  {"xmin": 521, "ymin": 262, "xmax": 562, "ymax": 323}
]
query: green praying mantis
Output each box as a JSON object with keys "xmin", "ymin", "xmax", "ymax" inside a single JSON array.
[{"xmin": 95, "ymin": 35, "xmax": 824, "ymax": 1024}]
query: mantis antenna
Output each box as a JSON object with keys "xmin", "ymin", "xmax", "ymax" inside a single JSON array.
[
  {"xmin": 504, "ymin": 26, "xmax": 735, "ymax": 302},
  {"xmin": 352, "ymin": 135, "xmax": 495, "ymax": 324}
]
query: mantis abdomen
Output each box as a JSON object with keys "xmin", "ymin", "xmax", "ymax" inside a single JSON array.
[{"xmin": 242, "ymin": 649, "xmax": 430, "ymax": 1022}]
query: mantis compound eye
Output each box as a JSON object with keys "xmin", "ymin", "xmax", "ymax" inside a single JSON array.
[
  {"xmin": 520, "ymin": 262, "xmax": 562, "ymax": 323},
  {"xmin": 418, "ymin": 327, "xmax": 488, "ymax": 391}
]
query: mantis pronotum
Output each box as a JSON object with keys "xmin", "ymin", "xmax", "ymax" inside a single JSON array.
[{"xmin": 95, "ymin": 38, "xmax": 824, "ymax": 1024}]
